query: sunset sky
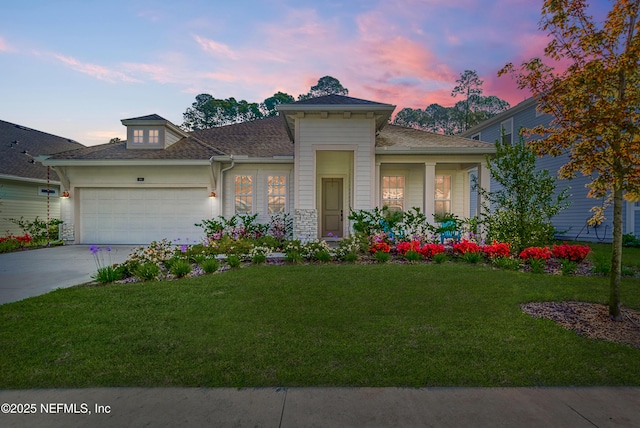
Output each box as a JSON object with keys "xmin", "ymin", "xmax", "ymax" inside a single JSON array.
[{"xmin": 0, "ymin": 0, "xmax": 609, "ymax": 146}]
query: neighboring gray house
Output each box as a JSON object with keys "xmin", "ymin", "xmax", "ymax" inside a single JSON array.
[
  {"xmin": 40, "ymin": 95, "xmax": 496, "ymax": 245},
  {"xmin": 0, "ymin": 120, "xmax": 84, "ymax": 236},
  {"xmin": 460, "ymin": 97, "xmax": 639, "ymax": 243}
]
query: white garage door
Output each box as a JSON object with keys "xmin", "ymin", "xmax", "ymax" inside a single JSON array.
[{"xmin": 80, "ymin": 188, "xmax": 211, "ymax": 244}]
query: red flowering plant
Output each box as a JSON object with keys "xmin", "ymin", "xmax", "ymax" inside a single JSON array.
[
  {"xmin": 482, "ymin": 241, "xmax": 511, "ymax": 258},
  {"xmin": 419, "ymin": 243, "xmax": 446, "ymax": 259},
  {"xmin": 519, "ymin": 246, "xmax": 552, "ymax": 261},
  {"xmin": 369, "ymin": 233, "xmax": 392, "ymax": 254},
  {"xmin": 396, "ymin": 240, "xmax": 421, "ymax": 255},
  {"xmin": 453, "ymin": 239, "xmax": 482, "ymax": 254},
  {"xmin": 551, "ymin": 243, "xmax": 591, "ymax": 262},
  {"xmin": 0, "ymin": 233, "xmax": 33, "ymax": 253}
]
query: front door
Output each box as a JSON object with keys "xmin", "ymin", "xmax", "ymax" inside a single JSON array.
[{"xmin": 322, "ymin": 178, "xmax": 343, "ymax": 237}]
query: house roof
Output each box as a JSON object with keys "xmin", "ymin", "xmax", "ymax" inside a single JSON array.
[
  {"xmin": 43, "ymin": 135, "xmax": 225, "ymax": 162},
  {"xmin": 40, "ymin": 95, "xmax": 494, "ymax": 164},
  {"xmin": 277, "ymin": 94, "xmax": 396, "ymax": 141},
  {"xmin": 191, "ymin": 116, "xmax": 293, "ymax": 158},
  {"xmin": 291, "ymin": 94, "xmax": 391, "ymax": 105},
  {"xmin": 377, "ymin": 124, "xmax": 495, "ymax": 154},
  {"xmin": 0, "ymin": 119, "xmax": 85, "ymax": 181}
]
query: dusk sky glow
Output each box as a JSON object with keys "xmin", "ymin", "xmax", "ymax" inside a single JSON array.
[{"xmin": 0, "ymin": 0, "xmax": 610, "ymax": 146}]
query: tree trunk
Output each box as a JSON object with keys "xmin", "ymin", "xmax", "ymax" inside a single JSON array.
[{"xmin": 609, "ymin": 186, "xmax": 623, "ymax": 321}]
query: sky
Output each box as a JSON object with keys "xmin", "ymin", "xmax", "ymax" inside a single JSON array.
[{"xmin": 0, "ymin": 0, "xmax": 610, "ymax": 146}]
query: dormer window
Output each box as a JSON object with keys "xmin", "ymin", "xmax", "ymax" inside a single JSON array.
[
  {"xmin": 133, "ymin": 129, "xmax": 144, "ymax": 144},
  {"xmin": 149, "ymin": 130, "xmax": 159, "ymax": 144}
]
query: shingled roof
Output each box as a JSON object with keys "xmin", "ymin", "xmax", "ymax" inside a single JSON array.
[
  {"xmin": 44, "ymin": 136, "xmax": 225, "ymax": 161},
  {"xmin": 0, "ymin": 120, "xmax": 85, "ymax": 181},
  {"xmin": 191, "ymin": 116, "xmax": 292, "ymax": 157},
  {"xmin": 377, "ymin": 124, "xmax": 495, "ymax": 153},
  {"xmin": 292, "ymin": 94, "xmax": 391, "ymax": 105}
]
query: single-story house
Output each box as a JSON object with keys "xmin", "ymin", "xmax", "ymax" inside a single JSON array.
[
  {"xmin": 0, "ymin": 120, "xmax": 84, "ymax": 236},
  {"xmin": 460, "ymin": 97, "xmax": 640, "ymax": 243},
  {"xmin": 39, "ymin": 95, "xmax": 495, "ymax": 245}
]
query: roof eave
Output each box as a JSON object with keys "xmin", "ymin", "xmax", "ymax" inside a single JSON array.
[
  {"xmin": 38, "ymin": 159, "xmax": 212, "ymax": 167},
  {"xmin": 375, "ymin": 147, "xmax": 496, "ymax": 155}
]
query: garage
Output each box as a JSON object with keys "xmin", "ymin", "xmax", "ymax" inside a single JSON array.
[{"xmin": 79, "ymin": 188, "xmax": 211, "ymax": 244}]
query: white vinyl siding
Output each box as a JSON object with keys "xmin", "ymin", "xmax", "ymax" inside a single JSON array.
[{"xmin": 297, "ymin": 118, "xmax": 373, "ymax": 210}]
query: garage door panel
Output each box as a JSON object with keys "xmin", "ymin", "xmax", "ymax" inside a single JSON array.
[{"xmin": 80, "ymin": 188, "xmax": 210, "ymax": 244}]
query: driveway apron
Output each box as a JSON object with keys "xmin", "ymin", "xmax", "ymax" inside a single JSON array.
[{"xmin": 0, "ymin": 245, "xmax": 136, "ymax": 305}]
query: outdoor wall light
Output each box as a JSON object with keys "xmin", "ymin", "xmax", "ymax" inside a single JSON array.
[
  {"xmin": 209, "ymin": 191, "xmax": 216, "ymax": 198},
  {"xmin": 61, "ymin": 191, "xmax": 70, "ymax": 198}
]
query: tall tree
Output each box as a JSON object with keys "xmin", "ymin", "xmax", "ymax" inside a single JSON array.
[
  {"xmin": 451, "ymin": 70, "xmax": 484, "ymax": 131},
  {"xmin": 298, "ymin": 76, "xmax": 349, "ymax": 100},
  {"xmin": 260, "ymin": 91, "xmax": 295, "ymax": 117},
  {"xmin": 182, "ymin": 94, "xmax": 262, "ymax": 131},
  {"xmin": 499, "ymin": 0, "xmax": 640, "ymax": 320}
]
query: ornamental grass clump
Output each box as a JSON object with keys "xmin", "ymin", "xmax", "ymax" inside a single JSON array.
[
  {"xmin": 404, "ymin": 250, "xmax": 422, "ymax": 263},
  {"xmin": 199, "ymin": 258, "xmax": 220, "ymax": 274},
  {"xmin": 169, "ymin": 259, "xmax": 192, "ymax": 278},
  {"xmin": 89, "ymin": 245, "xmax": 122, "ymax": 283}
]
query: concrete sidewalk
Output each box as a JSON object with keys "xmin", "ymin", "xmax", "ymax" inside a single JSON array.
[
  {"xmin": 0, "ymin": 245, "xmax": 136, "ymax": 305},
  {"xmin": 0, "ymin": 387, "xmax": 638, "ymax": 427}
]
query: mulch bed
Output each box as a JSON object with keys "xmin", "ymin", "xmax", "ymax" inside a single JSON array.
[{"xmin": 522, "ymin": 301, "xmax": 640, "ymax": 349}]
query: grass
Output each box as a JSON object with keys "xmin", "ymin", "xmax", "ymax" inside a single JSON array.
[{"xmin": 1, "ymin": 262, "xmax": 639, "ymax": 389}]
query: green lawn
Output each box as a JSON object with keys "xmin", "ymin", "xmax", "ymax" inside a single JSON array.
[{"xmin": 1, "ymin": 260, "xmax": 639, "ymax": 389}]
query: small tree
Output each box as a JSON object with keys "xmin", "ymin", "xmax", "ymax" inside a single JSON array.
[
  {"xmin": 475, "ymin": 133, "xmax": 569, "ymax": 252},
  {"xmin": 499, "ymin": 0, "xmax": 640, "ymax": 320}
]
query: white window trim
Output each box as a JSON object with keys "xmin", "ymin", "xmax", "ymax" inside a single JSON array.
[
  {"xmin": 266, "ymin": 175, "xmax": 287, "ymax": 214},
  {"xmin": 133, "ymin": 129, "xmax": 144, "ymax": 144},
  {"xmin": 381, "ymin": 175, "xmax": 405, "ymax": 212},
  {"xmin": 434, "ymin": 175, "xmax": 452, "ymax": 216},
  {"xmin": 149, "ymin": 129, "xmax": 160, "ymax": 144},
  {"xmin": 234, "ymin": 175, "xmax": 254, "ymax": 214},
  {"xmin": 500, "ymin": 118, "xmax": 513, "ymax": 145}
]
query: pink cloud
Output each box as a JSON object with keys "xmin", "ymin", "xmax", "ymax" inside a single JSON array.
[
  {"xmin": 193, "ymin": 35, "xmax": 239, "ymax": 60},
  {"xmin": 50, "ymin": 53, "xmax": 139, "ymax": 83},
  {"xmin": 0, "ymin": 36, "xmax": 11, "ymax": 52}
]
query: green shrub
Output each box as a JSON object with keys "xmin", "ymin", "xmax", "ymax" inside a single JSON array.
[
  {"xmin": 200, "ymin": 258, "xmax": 220, "ymax": 274},
  {"xmin": 170, "ymin": 259, "xmax": 192, "ymax": 278},
  {"xmin": 621, "ymin": 266, "xmax": 636, "ymax": 276},
  {"xmin": 315, "ymin": 250, "xmax": 333, "ymax": 263},
  {"xmin": 252, "ymin": 254, "xmax": 267, "ymax": 264},
  {"xmin": 462, "ymin": 252, "xmax": 482, "ymax": 264},
  {"xmin": 226, "ymin": 254, "xmax": 241, "ymax": 269},
  {"xmin": 285, "ymin": 251, "xmax": 303, "ymax": 264},
  {"xmin": 136, "ymin": 263, "xmax": 160, "ymax": 281},
  {"xmin": 342, "ymin": 252, "xmax": 359, "ymax": 263},
  {"xmin": 591, "ymin": 254, "xmax": 611, "ymax": 276},
  {"xmin": 374, "ymin": 251, "xmax": 390, "ymax": 263},
  {"xmin": 0, "ymin": 239, "xmax": 22, "ymax": 253},
  {"xmin": 560, "ymin": 259, "xmax": 578, "ymax": 276},
  {"xmin": 404, "ymin": 250, "xmax": 422, "ymax": 263},
  {"xmin": 492, "ymin": 256, "xmax": 521, "ymax": 271},
  {"xmin": 529, "ymin": 258, "xmax": 546, "ymax": 274},
  {"xmin": 433, "ymin": 253, "xmax": 448, "ymax": 264}
]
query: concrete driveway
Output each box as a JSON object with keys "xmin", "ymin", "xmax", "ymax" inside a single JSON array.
[{"xmin": 0, "ymin": 245, "xmax": 137, "ymax": 305}]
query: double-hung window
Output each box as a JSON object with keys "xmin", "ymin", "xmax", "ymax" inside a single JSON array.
[
  {"xmin": 133, "ymin": 129, "xmax": 144, "ymax": 144},
  {"xmin": 234, "ymin": 176, "xmax": 253, "ymax": 214},
  {"xmin": 149, "ymin": 129, "xmax": 159, "ymax": 144},
  {"xmin": 501, "ymin": 118, "xmax": 513, "ymax": 145},
  {"xmin": 382, "ymin": 176, "xmax": 405, "ymax": 212},
  {"xmin": 435, "ymin": 175, "xmax": 451, "ymax": 216},
  {"xmin": 267, "ymin": 176, "xmax": 286, "ymax": 214}
]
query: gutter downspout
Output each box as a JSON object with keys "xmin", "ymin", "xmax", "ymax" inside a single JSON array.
[{"xmin": 219, "ymin": 155, "xmax": 235, "ymax": 217}]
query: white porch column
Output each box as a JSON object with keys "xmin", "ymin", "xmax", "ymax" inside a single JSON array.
[
  {"xmin": 375, "ymin": 162, "xmax": 381, "ymax": 207},
  {"xmin": 424, "ymin": 162, "xmax": 436, "ymax": 225}
]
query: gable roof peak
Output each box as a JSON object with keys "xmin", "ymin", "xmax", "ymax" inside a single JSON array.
[{"xmin": 289, "ymin": 94, "xmax": 392, "ymax": 106}]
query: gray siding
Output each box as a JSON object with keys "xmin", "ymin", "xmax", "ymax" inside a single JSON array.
[
  {"xmin": 0, "ymin": 179, "xmax": 61, "ymax": 236},
  {"xmin": 471, "ymin": 103, "xmax": 621, "ymax": 243}
]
